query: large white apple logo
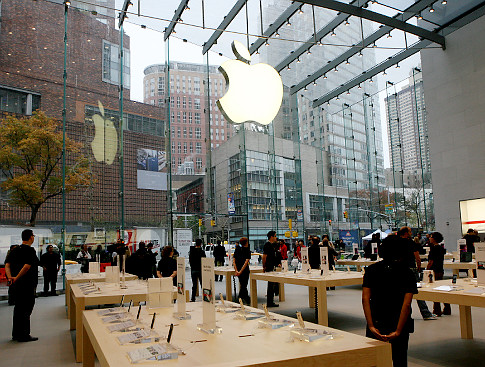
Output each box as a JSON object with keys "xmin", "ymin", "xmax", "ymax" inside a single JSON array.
[
  {"xmin": 91, "ymin": 101, "xmax": 118, "ymax": 165},
  {"xmin": 217, "ymin": 41, "xmax": 283, "ymax": 126}
]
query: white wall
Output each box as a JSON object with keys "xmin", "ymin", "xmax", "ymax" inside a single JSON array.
[{"xmin": 421, "ymin": 15, "xmax": 485, "ymax": 250}]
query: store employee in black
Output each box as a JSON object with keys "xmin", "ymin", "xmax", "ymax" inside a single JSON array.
[
  {"xmin": 263, "ymin": 230, "xmax": 279, "ymax": 307},
  {"xmin": 233, "ymin": 237, "xmax": 251, "ymax": 304},
  {"xmin": 5, "ymin": 229, "xmax": 40, "ymax": 342}
]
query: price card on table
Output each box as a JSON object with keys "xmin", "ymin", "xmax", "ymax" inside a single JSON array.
[
  {"xmin": 107, "ymin": 320, "xmax": 136, "ymax": 332},
  {"xmin": 117, "ymin": 329, "xmax": 153, "ymax": 344}
]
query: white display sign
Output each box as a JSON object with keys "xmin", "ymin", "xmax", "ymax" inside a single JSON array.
[
  {"xmin": 371, "ymin": 243, "xmax": 379, "ymax": 259},
  {"xmin": 352, "ymin": 243, "xmax": 359, "ymax": 258},
  {"xmin": 281, "ymin": 260, "xmax": 288, "ymax": 272},
  {"xmin": 176, "ymin": 257, "xmax": 187, "ymax": 315},
  {"xmin": 89, "ymin": 262, "xmax": 100, "ymax": 274},
  {"xmin": 105, "ymin": 266, "xmax": 120, "ymax": 284},
  {"xmin": 301, "ymin": 247, "xmax": 310, "ymax": 273},
  {"xmin": 201, "ymin": 257, "xmax": 216, "ymax": 329},
  {"xmin": 457, "ymin": 239, "xmax": 467, "ymax": 253},
  {"xmin": 147, "ymin": 278, "xmax": 173, "ymax": 309},
  {"xmin": 476, "ymin": 243, "xmax": 485, "ymax": 286},
  {"xmin": 320, "ymin": 247, "xmax": 329, "ymax": 276},
  {"xmin": 174, "ymin": 229, "xmax": 193, "ymax": 259}
]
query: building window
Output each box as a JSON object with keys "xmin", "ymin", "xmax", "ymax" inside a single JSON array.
[
  {"xmin": 171, "ymin": 141, "xmax": 175, "ymax": 153},
  {"xmin": 188, "ymin": 98, "xmax": 192, "ymax": 109},
  {"xmin": 195, "ymin": 127, "xmax": 201, "ymax": 139},
  {"xmin": 176, "ymin": 97, "xmax": 180, "ymax": 108},
  {"xmin": 102, "ymin": 40, "xmax": 130, "ymax": 88},
  {"xmin": 182, "ymin": 97, "xmax": 186, "ymax": 108},
  {"xmin": 177, "ymin": 112, "xmax": 181, "ymax": 123},
  {"xmin": 183, "ymin": 127, "xmax": 187, "ymax": 138},
  {"xmin": 196, "ymin": 158, "xmax": 202, "ymax": 169},
  {"xmin": 183, "ymin": 112, "xmax": 186, "ymax": 123},
  {"xmin": 195, "ymin": 113, "xmax": 201, "ymax": 124},
  {"xmin": 189, "ymin": 112, "xmax": 192, "ymax": 124},
  {"xmin": 177, "ymin": 127, "xmax": 181, "ymax": 138},
  {"xmin": 0, "ymin": 86, "xmax": 40, "ymax": 115},
  {"xmin": 194, "ymin": 99, "xmax": 201, "ymax": 110},
  {"xmin": 189, "ymin": 128, "xmax": 193, "ymax": 139},
  {"xmin": 170, "ymin": 97, "xmax": 174, "ymax": 108},
  {"xmin": 177, "ymin": 142, "xmax": 181, "ymax": 154},
  {"xmin": 189, "ymin": 143, "xmax": 193, "ymax": 153},
  {"xmin": 171, "ymin": 127, "xmax": 175, "ymax": 138},
  {"xmin": 183, "ymin": 142, "xmax": 187, "ymax": 154},
  {"xmin": 196, "ymin": 142, "xmax": 202, "ymax": 154}
]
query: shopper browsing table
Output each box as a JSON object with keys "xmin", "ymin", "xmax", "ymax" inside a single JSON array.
[
  {"xmin": 263, "ymin": 230, "xmax": 279, "ymax": 307},
  {"xmin": 233, "ymin": 237, "xmax": 251, "ymax": 304},
  {"xmin": 157, "ymin": 245, "xmax": 177, "ymax": 286},
  {"xmin": 363, "ymin": 238, "xmax": 417, "ymax": 367},
  {"xmin": 426, "ymin": 232, "xmax": 451, "ymax": 316},
  {"xmin": 5, "ymin": 229, "xmax": 39, "ymax": 342},
  {"xmin": 189, "ymin": 238, "xmax": 206, "ymax": 302}
]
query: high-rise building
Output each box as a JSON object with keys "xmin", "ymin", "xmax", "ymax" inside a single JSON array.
[
  {"xmin": 385, "ymin": 69, "xmax": 430, "ymax": 175},
  {"xmin": 143, "ymin": 62, "xmax": 233, "ymax": 174}
]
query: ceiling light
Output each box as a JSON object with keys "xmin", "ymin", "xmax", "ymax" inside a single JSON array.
[
  {"xmin": 307, "ymin": 48, "xmax": 312, "ymax": 55},
  {"xmin": 383, "ymin": 70, "xmax": 387, "ymax": 75},
  {"xmin": 286, "ymin": 19, "xmax": 291, "ymax": 26},
  {"xmin": 396, "ymin": 63, "xmax": 400, "ymax": 68},
  {"xmin": 369, "ymin": 78, "xmax": 374, "ymax": 83},
  {"xmin": 185, "ymin": 5, "xmax": 190, "ymax": 10},
  {"xmin": 441, "ymin": 0, "xmax": 447, "ymax": 4},
  {"xmin": 298, "ymin": 6, "xmax": 304, "ymax": 15},
  {"xmin": 255, "ymin": 50, "xmax": 260, "ymax": 55},
  {"xmin": 275, "ymin": 32, "xmax": 280, "ymax": 38},
  {"xmin": 287, "ymin": 64, "xmax": 291, "ymax": 70},
  {"xmin": 345, "ymin": 19, "xmax": 350, "ymax": 26},
  {"xmin": 334, "ymin": 67, "xmax": 338, "ymax": 72},
  {"xmin": 345, "ymin": 59, "xmax": 350, "ymax": 65},
  {"xmin": 331, "ymin": 30, "xmax": 336, "ymax": 36},
  {"xmin": 297, "ymin": 58, "xmax": 301, "ymax": 63},
  {"xmin": 265, "ymin": 40, "xmax": 269, "ymax": 46},
  {"xmin": 358, "ymin": 84, "xmax": 362, "ymax": 89},
  {"xmin": 429, "ymin": 7, "xmax": 435, "ymax": 13},
  {"xmin": 346, "ymin": 90, "xmax": 351, "ymax": 95},
  {"xmin": 336, "ymin": 95, "xmax": 340, "ymax": 100},
  {"xmin": 358, "ymin": 51, "xmax": 363, "ymax": 57},
  {"xmin": 323, "ymin": 74, "xmax": 327, "ymax": 79},
  {"xmin": 313, "ymin": 80, "xmax": 317, "ymax": 86},
  {"xmin": 417, "ymin": 13, "xmax": 423, "ymax": 20},
  {"xmin": 387, "ymin": 32, "xmax": 392, "ymax": 38},
  {"xmin": 372, "ymin": 42, "xmax": 377, "ymax": 48},
  {"xmin": 304, "ymin": 86, "xmax": 308, "ymax": 91}
]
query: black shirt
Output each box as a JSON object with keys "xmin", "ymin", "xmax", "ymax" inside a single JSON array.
[
  {"xmin": 189, "ymin": 246, "xmax": 206, "ymax": 271},
  {"xmin": 383, "ymin": 236, "xmax": 418, "ymax": 269},
  {"xmin": 263, "ymin": 241, "xmax": 276, "ymax": 272},
  {"xmin": 428, "ymin": 244, "xmax": 446, "ymax": 273},
  {"xmin": 464, "ymin": 234, "xmax": 479, "ymax": 253},
  {"xmin": 157, "ymin": 257, "xmax": 177, "ymax": 285},
  {"xmin": 233, "ymin": 245, "xmax": 251, "ymax": 274},
  {"xmin": 308, "ymin": 243, "xmax": 321, "ymax": 269},
  {"xmin": 5, "ymin": 244, "xmax": 39, "ymax": 288},
  {"xmin": 213, "ymin": 244, "xmax": 226, "ymax": 261},
  {"xmin": 363, "ymin": 260, "xmax": 417, "ymax": 334},
  {"xmin": 40, "ymin": 251, "xmax": 61, "ymax": 272}
]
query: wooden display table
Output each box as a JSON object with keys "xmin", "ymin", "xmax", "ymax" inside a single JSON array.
[
  {"xmin": 414, "ymin": 278, "xmax": 485, "ymax": 340},
  {"xmin": 81, "ymin": 302, "xmax": 392, "ymax": 367},
  {"xmin": 214, "ymin": 266, "xmax": 285, "ymax": 302},
  {"xmin": 65, "ymin": 272, "xmax": 137, "ymax": 316},
  {"xmin": 419, "ymin": 260, "xmax": 476, "ymax": 277},
  {"xmin": 70, "ymin": 280, "xmax": 153, "ymax": 362},
  {"xmin": 250, "ymin": 270, "xmax": 363, "ymax": 326},
  {"xmin": 336, "ymin": 258, "xmax": 377, "ymax": 271}
]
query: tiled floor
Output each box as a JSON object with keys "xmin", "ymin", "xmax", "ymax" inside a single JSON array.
[{"xmin": 1, "ymin": 270, "xmax": 485, "ymax": 366}]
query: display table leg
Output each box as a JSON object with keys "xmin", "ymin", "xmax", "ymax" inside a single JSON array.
[
  {"xmin": 76, "ymin": 298, "xmax": 85, "ymax": 362},
  {"xmin": 459, "ymin": 305, "xmax": 473, "ymax": 339},
  {"xmin": 356, "ymin": 265, "xmax": 362, "ymax": 272},
  {"xmin": 69, "ymin": 291, "xmax": 76, "ymax": 330},
  {"xmin": 453, "ymin": 269, "xmax": 459, "ymax": 277},
  {"xmin": 308, "ymin": 287, "xmax": 316, "ymax": 308},
  {"xmin": 66, "ymin": 280, "xmax": 70, "ymax": 312},
  {"xmin": 316, "ymin": 285, "xmax": 328, "ymax": 326},
  {"xmin": 250, "ymin": 278, "xmax": 258, "ymax": 308},
  {"xmin": 82, "ymin": 321, "xmax": 95, "ymax": 367},
  {"xmin": 226, "ymin": 275, "xmax": 233, "ymax": 302},
  {"xmin": 278, "ymin": 283, "xmax": 285, "ymax": 302}
]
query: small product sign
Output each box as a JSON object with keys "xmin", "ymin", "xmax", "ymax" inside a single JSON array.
[
  {"xmin": 476, "ymin": 243, "xmax": 485, "ymax": 286},
  {"xmin": 201, "ymin": 257, "xmax": 216, "ymax": 329},
  {"xmin": 176, "ymin": 257, "xmax": 186, "ymax": 314},
  {"xmin": 320, "ymin": 246, "xmax": 329, "ymax": 276},
  {"xmin": 301, "ymin": 247, "xmax": 310, "ymax": 273}
]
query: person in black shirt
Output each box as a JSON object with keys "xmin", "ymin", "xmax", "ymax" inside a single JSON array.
[
  {"xmin": 147, "ymin": 243, "xmax": 158, "ymax": 278},
  {"xmin": 157, "ymin": 245, "xmax": 177, "ymax": 286},
  {"xmin": 321, "ymin": 238, "xmax": 338, "ymax": 270},
  {"xmin": 308, "ymin": 237, "xmax": 321, "ymax": 269},
  {"xmin": 426, "ymin": 232, "xmax": 451, "ymax": 316},
  {"xmin": 263, "ymin": 230, "xmax": 279, "ymax": 307},
  {"xmin": 40, "ymin": 245, "xmax": 61, "ymax": 296},
  {"xmin": 213, "ymin": 240, "xmax": 226, "ymax": 281},
  {"xmin": 233, "ymin": 237, "xmax": 251, "ymax": 304},
  {"xmin": 5, "ymin": 229, "xmax": 39, "ymax": 342},
  {"xmin": 189, "ymin": 238, "xmax": 206, "ymax": 302},
  {"xmin": 463, "ymin": 228, "xmax": 480, "ymax": 253},
  {"xmin": 363, "ymin": 235, "xmax": 418, "ymax": 367}
]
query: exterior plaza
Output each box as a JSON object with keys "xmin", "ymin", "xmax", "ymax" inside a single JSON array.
[{"xmin": 2, "ymin": 1, "xmax": 485, "ymax": 366}]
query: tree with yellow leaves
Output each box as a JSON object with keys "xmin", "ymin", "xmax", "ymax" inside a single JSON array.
[{"xmin": 0, "ymin": 111, "xmax": 93, "ymax": 226}]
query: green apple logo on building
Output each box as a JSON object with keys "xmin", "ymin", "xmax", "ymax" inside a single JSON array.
[
  {"xmin": 91, "ymin": 101, "xmax": 118, "ymax": 165},
  {"xmin": 217, "ymin": 41, "xmax": 283, "ymax": 126}
]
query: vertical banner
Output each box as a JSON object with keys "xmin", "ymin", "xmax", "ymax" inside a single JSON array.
[
  {"xmin": 201, "ymin": 257, "xmax": 216, "ymax": 329},
  {"xmin": 301, "ymin": 247, "xmax": 309, "ymax": 272},
  {"xmin": 176, "ymin": 257, "xmax": 186, "ymax": 315},
  {"xmin": 476, "ymin": 243, "xmax": 485, "ymax": 286},
  {"xmin": 228, "ymin": 193, "xmax": 236, "ymax": 215},
  {"xmin": 352, "ymin": 243, "xmax": 359, "ymax": 258},
  {"xmin": 320, "ymin": 247, "xmax": 329, "ymax": 276}
]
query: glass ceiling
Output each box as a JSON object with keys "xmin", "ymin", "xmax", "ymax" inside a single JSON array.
[{"xmin": 59, "ymin": 0, "xmax": 484, "ymax": 104}]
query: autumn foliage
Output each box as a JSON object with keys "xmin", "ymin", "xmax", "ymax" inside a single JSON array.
[{"xmin": 0, "ymin": 111, "xmax": 93, "ymax": 226}]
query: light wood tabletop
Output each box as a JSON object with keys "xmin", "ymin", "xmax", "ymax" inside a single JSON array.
[
  {"xmin": 250, "ymin": 270, "xmax": 363, "ymax": 326},
  {"xmin": 414, "ymin": 278, "xmax": 485, "ymax": 339},
  {"xmin": 65, "ymin": 272, "xmax": 137, "ymax": 316},
  {"xmin": 81, "ymin": 301, "xmax": 392, "ymax": 367},
  {"xmin": 214, "ymin": 266, "xmax": 265, "ymax": 302},
  {"xmin": 336, "ymin": 259, "xmax": 377, "ymax": 271}
]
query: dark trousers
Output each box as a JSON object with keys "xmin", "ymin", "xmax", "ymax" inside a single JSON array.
[
  {"xmin": 191, "ymin": 270, "xmax": 202, "ymax": 301},
  {"xmin": 12, "ymin": 285, "xmax": 36, "ymax": 339},
  {"xmin": 433, "ymin": 272, "xmax": 451, "ymax": 314},
  {"xmin": 367, "ymin": 328, "xmax": 410, "ymax": 367},
  {"xmin": 266, "ymin": 281, "xmax": 277, "ymax": 305},
  {"xmin": 43, "ymin": 270, "xmax": 58, "ymax": 295},
  {"xmin": 215, "ymin": 259, "xmax": 224, "ymax": 281},
  {"xmin": 237, "ymin": 271, "xmax": 250, "ymax": 303}
]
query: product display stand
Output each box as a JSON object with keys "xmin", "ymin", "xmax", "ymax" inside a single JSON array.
[
  {"xmin": 235, "ymin": 298, "xmax": 264, "ymax": 320},
  {"xmin": 215, "ymin": 293, "xmax": 240, "ymax": 313},
  {"xmin": 197, "ymin": 258, "xmax": 222, "ymax": 334},
  {"xmin": 258, "ymin": 304, "xmax": 294, "ymax": 329},
  {"xmin": 126, "ymin": 342, "xmax": 179, "ymax": 363},
  {"xmin": 290, "ymin": 312, "xmax": 334, "ymax": 342},
  {"xmin": 173, "ymin": 257, "xmax": 191, "ymax": 320},
  {"xmin": 120, "ymin": 255, "xmax": 127, "ymax": 289}
]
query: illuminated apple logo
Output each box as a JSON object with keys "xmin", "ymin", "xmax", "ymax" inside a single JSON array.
[
  {"xmin": 91, "ymin": 101, "xmax": 118, "ymax": 165},
  {"xmin": 217, "ymin": 41, "xmax": 283, "ymax": 126}
]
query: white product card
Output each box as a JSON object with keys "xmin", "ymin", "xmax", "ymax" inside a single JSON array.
[
  {"xmin": 352, "ymin": 243, "xmax": 359, "ymax": 258},
  {"xmin": 475, "ymin": 243, "xmax": 485, "ymax": 286},
  {"xmin": 320, "ymin": 247, "xmax": 329, "ymax": 276},
  {"xmin": 102, "ymin": 313, "xmax": 129, "ymax": 323},
  {"xmin": 107, "ymin": 320, "xmax": 136, "ymax": 332},
  {"xmin": 97, "ymin": 308, "xmax": 125, "ymax": 316},
  {"xmin": 117, "ymin": 329, "xmax": 152, "ymax": 344},
  {"xmin": 105, "ymin": 266, "xmax": 120, "ymax": 284},
  {"xmin": 89, "ymin": 262, "xmax": 100, "ymax": 274},
  {"xmin": 176, "ymin": 257, "xmax": 186, "ymax": 314},
  {"xmin": 301, "ymin": 247, "xmax": 310, "ymax": 273},
  {"xmin": 148, "ymin": 278, "xmax": 173, "ymax": 309},
  {"xmin": 201, "ymin": 257, "xmax": 216, "ymax": 329},
  {"xmin": 457, "ymin": 239, "xmax": 467, "ymax": 253},
  {"xmin": 371, "ymin": 243, "xmax": 379, "ymax": 258},
  {"xmin": 281, "ymin": 260, "xmax": 288, "ymax": 272}
]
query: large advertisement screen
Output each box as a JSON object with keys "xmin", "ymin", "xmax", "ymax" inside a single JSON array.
[
  {"xmin": 460, "ymin": 198, "xmax": 485, "ymax": 234},
  {"xmin": 137, "ymin": 148, "xmax": 167, "ymax": 191}
]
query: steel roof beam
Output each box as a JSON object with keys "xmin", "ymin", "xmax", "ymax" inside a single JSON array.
[
  {"xmin": 312, "ymin": 39, "xmax": 432, "ymax": 108},
  {"xmin": 202, "ymin": 0, "xmax": 248, "ymax": 54},
  {"xmin": 298, "ymin": 0, "xmax": 445, "ymax": 47},
  {"xmin": 164, "ymin": 0, "xmax": 190, "ymax": 41},
  {"xmin": 290, "ymin": 0, "xmax": 437, "ymax": 94}
]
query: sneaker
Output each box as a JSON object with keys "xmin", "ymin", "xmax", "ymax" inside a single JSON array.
[
  {"xmin": 424, "ymin": 314, "xmax": 437, "ymax": 320},
  {"xmin": 17, "ymin": 336, "xmax": 39, "ymax": 342},
  {"xmin": 267, "ymin": 303, "xmax": 279, "ymax": 307}
]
